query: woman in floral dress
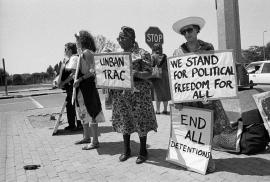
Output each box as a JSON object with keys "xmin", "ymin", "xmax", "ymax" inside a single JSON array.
[{"xmin": 111, "ymin": 26, "xmax": 158, "ymax": 164}]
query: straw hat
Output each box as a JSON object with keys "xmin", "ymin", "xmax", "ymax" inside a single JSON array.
[{"xmin": 172, "ymin": 16, "xmax": 205, "ymax": 34}]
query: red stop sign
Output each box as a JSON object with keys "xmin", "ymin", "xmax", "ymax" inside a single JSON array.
[{"xmin": 145, "ymin": 27, "xmax": 164, "ymax": 49}]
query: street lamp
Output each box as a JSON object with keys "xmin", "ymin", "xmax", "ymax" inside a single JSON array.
[{"xmin": 263, "ymin": 30, "xmax": 267, "ymax": 60}]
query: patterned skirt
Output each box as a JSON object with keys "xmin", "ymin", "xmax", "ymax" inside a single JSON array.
[{"xmin": 111, "ymin": 81, "xmax": 158, "ymax": 137}]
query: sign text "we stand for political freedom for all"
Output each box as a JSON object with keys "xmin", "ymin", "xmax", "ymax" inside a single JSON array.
[{"xmin": 167, "ymin": 50, "xmax": 238, "ymax": 103}]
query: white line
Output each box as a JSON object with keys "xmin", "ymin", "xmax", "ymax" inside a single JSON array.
[{"xmin": 29, "ymin": 97, "xmax": 44, "ymax": 109}]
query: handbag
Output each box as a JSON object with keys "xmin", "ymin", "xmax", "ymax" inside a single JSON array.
[
  {"xmin": 240, "ymin": 123, "xmax": 270, "ymax": 154},
  {"xmin": 151, "ymin": 65, "xmax": 162, "ymax": 79}
]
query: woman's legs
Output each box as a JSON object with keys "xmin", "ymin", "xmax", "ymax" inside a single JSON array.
[
  {"xmin": 74, "ymin": 123, "xmax": 91, "ymax": 144},
  {"xmin": 90, "ymin": 123, "xmax": 99, "ymax": 145},
  {"xmin": 119, "ymin": 134, "xmax": 131, "ymax": 161},
  {"xmin": 136, "ymin": 135, "xmax": 148, "ymax": 164},
  {"xmin": 156, "ymin": 101, "xmax": 161, "ymax": 113},
  {"xmin": 163, "ymin": 101, "xmax": 168, "ymax": 112}
]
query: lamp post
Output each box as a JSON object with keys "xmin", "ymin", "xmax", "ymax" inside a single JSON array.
[{"xmin": 263, "ymin": 30, "xmax": 267, "ymax": 60}]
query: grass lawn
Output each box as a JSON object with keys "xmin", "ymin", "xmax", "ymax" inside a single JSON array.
[{"xmin": 0, "ymin": 84, "xmax": 52, "ymax": 92}]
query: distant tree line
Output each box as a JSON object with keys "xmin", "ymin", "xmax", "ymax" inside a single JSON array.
[
  {"xmin": 1, "ymin": 38, "xmax": 268, "ymax": 86},
  {"xmin": 0, "ymin": 35, "xmax": 119, "ymax": 86}
]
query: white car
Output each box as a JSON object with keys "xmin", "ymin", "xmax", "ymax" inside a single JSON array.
[{"xmin": 246, "ymin": 60, "xmax": 270, "ymax": 87}]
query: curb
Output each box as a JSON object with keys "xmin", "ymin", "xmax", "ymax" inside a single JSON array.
[{"xmin": 0, "ymin": 91, "xmax": 66, "ymax": 100}]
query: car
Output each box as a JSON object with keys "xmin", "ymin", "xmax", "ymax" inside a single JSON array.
[{"xmin": 246, "ymin": 60, "xmax": 270, "ymax": 88}]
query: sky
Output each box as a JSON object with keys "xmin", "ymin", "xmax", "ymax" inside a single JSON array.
[{"xmin": 0, "ymin": 0, "xmax": 270, "ymax": 74}]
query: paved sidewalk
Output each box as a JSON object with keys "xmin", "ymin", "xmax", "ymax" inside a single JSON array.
[{"xmin": 1, "ymin": 99, "xmax": 270, "ymax": 182}]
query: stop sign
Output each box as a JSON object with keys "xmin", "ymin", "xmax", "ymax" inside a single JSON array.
[{"xmin": 145, "ymin": 27, "xmax": 164, "ymax": 49}]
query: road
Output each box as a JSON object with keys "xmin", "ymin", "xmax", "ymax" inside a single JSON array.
[{"xmin": 0, "ymin": 93, "xmax": 66, "ymax": 112}]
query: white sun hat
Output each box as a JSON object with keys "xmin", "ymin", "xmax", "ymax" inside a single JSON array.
[{"xmin": 172, "ymin": 16, "xmax": 205, "ymax": 34}]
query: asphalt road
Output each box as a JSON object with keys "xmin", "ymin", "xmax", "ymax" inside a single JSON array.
[{"xmin": 0, "ymin": 93, "xmax": 66, "ymax": 112}]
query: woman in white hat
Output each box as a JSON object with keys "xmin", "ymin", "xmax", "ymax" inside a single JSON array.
[{"xmin": 172, "ymin": 17, "xmax": 230, "ymax": 173}]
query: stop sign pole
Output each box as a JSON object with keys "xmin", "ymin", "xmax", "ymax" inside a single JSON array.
[{"xmin": 145, "ymin": 26, "xmax": 164, "ymax": 49}]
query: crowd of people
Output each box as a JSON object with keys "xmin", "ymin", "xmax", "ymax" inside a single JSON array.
[{"xmin": 56, "ymin": 16, "xmax": 229, "ymax": 173}]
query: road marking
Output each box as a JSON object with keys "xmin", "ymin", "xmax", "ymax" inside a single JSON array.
[
  {"xmin": 0, "ymin": 101, "xmax": 32, "ymax": 105},
  {"xmin": 29, "ymin": 97, "xmax": 44, "ymax": 109}
]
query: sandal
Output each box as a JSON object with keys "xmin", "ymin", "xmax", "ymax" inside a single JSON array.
[{"xmin": 82, "ymin": 142, "xmax": 99, "ymax": 150}]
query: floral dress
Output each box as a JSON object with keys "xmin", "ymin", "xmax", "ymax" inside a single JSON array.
[
  {"xmin": 173, "ymin": 40, "xmax": 230, "ymax": 136},
  {"xmin": 111, "ymin": 44, "xmax": 158, "ymax": 137}
]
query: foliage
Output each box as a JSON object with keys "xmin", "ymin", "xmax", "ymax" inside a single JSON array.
[
  {"xmin": 0, "ymin": 68, "xmax": 9, "ymax": 86},
  {"xmin": 242, "ymin": 42, "xmax": 270, "ymax": 63},
  {"xmin": 94, "ymin": 35, "xmax": 119, "ymax": 53}
]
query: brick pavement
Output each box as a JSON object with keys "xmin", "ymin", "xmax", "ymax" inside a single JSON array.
[{"xmin": 1, "ymin": 100, "xmax": 270, "ymax": 182}]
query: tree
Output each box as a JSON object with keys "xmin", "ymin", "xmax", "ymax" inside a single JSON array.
[
  {"xmin": 46, "ymin": 65, "xmax": 54, "ymax": 79},
  {"xmin": 0, "ymin": 68, "xmax": 9, "ymax": 86},
  {"xmin": 13, "ymin": 74, "xmax": 23, "ymax": 85},
  {"xmin": 242, "ymin": 46, "xmax": 264, "ymax": 63},
  {"xmin": 94, "ymin": 35, "xmax": 119, "ymax": 53}
]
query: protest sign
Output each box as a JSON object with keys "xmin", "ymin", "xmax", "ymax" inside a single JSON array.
[
  {"xmin": 253, "ymin": 91, "xmax": 270, "ymax": 136},
  {"xmin": 166, "ymin": 105, "xmax": 213, "ymax": 174},
  {"xmin": 94, "ymin": 52, "xmax": 133, "ymax": 89},
  {"xmin": 167, "ymin": 50, "xmax": 237, "ymax": 103}
]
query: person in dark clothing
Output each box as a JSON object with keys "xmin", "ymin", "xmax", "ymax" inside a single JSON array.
[{"xmin": 58, "ymin": 42, "xmax": 82, "ymax": 131}]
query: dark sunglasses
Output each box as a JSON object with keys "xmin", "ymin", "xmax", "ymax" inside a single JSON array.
[
  {"xmin": 117, "ymin": 36, "xmax": 129, "ymax": 42},
  {"xmin": 180, "ymin": 28, "xmax": 194, "ymax": 35},
  {"xmin": 64, "ymin": 48, "xmax": 69, "ymax": 52}
]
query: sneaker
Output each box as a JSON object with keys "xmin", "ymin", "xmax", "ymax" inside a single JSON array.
[{"xmin": 82, "ymin": 142, "xmax": 99, "ymax": 150}]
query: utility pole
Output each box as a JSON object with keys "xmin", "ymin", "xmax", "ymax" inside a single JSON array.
[
  {"xmin": 263, "ymin": 30, "xmax": 267, "ymax": 60},
  {"xmin": 2, "ymin": 58, "xmax": 8, "ymax": 96},
  {"xmin": 216, "ymin": 0, "xmax": 248, "ymax": 86}
]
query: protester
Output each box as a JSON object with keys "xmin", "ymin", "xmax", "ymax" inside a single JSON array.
[
  {"xmin": 111, "ymin": 26, "xmax": 158, "ymax": 164},
  {"xmin": 172, "ymin": 16, "xmax": 230, "ymax": 173},
  {"xmin": 58, "ymin": 42, "xmax": 82, "ymax": 131},
  {"xmin": 150, "ymin": 43, "xmax": 171, "ymax": 115},
  {"xmin": 73, "ymin": 30, "xmax": 105, "ymax": 149}
]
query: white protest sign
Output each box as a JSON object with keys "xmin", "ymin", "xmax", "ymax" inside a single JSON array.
[
  {"xmin": 253, "ymin": 91, "xmax": 270, "ymax": 136},
  {"xmin": 166, "ymin": 105, "xmax": 213, "ymax": 175},
  {"xmin": 167, "ymin": 50, "xmax": 237, "ymax": 103},
  {"xmin": 94, "ymin": 52, "xmax": 133, "ymax": 89}
]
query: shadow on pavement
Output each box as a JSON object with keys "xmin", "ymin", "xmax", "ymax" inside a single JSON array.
[
  {"xmin": 52, "ymin": 126, "xmax": 114, "ymax": 136},
  {"xmin": 215, "ymin": 156, "xmax": 270, "ymax": 175},
  {"xmin": 144, "ymin": 148, "xmax": 187, "ymax": 171},
  {"xmin": 97, "ymin": 140, "xmax": 150, "ymax": 156}
]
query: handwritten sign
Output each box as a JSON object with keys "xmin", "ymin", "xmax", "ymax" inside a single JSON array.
[
  {"xmin": 167, "ymin": 50, "xmax": 237, "ymax": 103},
  {"xmin": 253, "ymin": 91, "xmax": 270, "ymax": 137},
  {"xmin": 166, "ymin": 105, "xmax": 213, "ymax": 174},
  {"xmin": 94, "ymin": 52, "xmax": 133, "ymax": 89}
]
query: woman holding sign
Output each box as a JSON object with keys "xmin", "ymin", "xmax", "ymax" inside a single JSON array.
[
  {"xmin": 111, "ymin": 26, "xmax": 157, "ymax": 164},
  {"xmin": 172, "ymin": 17, "xmax": 230, "ymax": 173},
  {"xmin": 73, "ymin": 30, "xmax": 105, "ymax": 149}
]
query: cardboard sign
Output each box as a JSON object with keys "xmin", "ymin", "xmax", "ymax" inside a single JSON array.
[
  {"xmin": 167, "ymin": 50, "xmax": 238, "ymax": 103},
  {"xmin": 166, "ymin": 105, "xmax": 213, "ymax": 174},
  {"xmin": 94, "ymin": 52, "xmax": 133, "ymax": 89},
  {"xmin": 253, "ymin": 91, "xmax": 270, "ymax": 136}
]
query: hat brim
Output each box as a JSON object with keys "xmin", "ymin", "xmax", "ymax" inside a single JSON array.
[{"xmin": 172, "ymin": 16, "xmax": 205, "ymax": 34}]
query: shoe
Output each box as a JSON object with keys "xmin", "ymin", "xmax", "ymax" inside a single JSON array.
[
  {"xmin": 82, "ymin": 142, "xmax": 99, "ymax": 150},
  {"xmin": 64, "ymin": 126, "xmax": 77, "ymax": 131},
  {"xmin": 162, "ymin": 111, "xmax": 170, "ymax": 115},
  {"xmin": 155, "ymin": 111, "xmax": 161, "ymax": 114},
  {"xmin": 119, "ymin": 151, "xmax": 131, "ymax": 162},
  {"xmin": 74, "ymin": 138, "xmax": 91, "ymax": 145},
  {"xmin": 136, "ymin": 154, "xmax": 148, "ymax": 164}
]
